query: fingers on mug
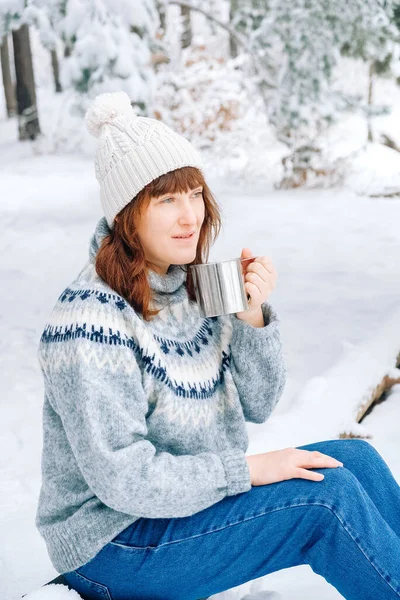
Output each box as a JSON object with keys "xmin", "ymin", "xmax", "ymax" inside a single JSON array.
[{"xmin": 241, "ymin": 257, "xmax": 256, "ymax": 302}]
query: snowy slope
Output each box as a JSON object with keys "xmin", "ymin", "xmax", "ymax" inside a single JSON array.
[{"xmin": 1, "ymin": 113, "xmax": 400, "ymax": 599}]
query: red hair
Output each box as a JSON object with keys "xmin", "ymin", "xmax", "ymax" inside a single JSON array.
[{"xmin": 95, "ymin": 167, "xmax": 222, "ymax": 321}]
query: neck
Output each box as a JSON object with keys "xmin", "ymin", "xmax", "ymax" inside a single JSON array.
[{"xmin": 148, "ymin": 262, "xmax": 170, "ymax": 275}]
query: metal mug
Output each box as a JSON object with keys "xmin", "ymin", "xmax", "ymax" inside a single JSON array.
[{"xmin": 189, "ymin": 257, "xmax": 256, "ymax": 318}]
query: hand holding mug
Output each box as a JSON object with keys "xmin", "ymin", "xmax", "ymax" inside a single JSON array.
[{"xmin": 240, "ymin": 248, "xmax": 278, "ymax": 312}]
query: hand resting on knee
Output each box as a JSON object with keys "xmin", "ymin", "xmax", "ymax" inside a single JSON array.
[{"xmin": 245, "ymin": 448, "xmax": 344, "ymax": 486}]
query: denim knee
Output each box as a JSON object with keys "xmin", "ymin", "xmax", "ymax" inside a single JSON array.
[
  {"xmin": 307, "ymin": 461, "xmax": 363, "ymax": 515},
  {"xmin": 334, "ymin": 439, "xmax": 384, "ymax": 469},
  {"xmin": 348, "ymin": 439, "xmax": 383, "ymax": 460},
  {"xmin": 306, "ymin": 438, "xmax": 382, "ymax": 468},
  {"xmin": 337, "ymin": 438, "xmax": 378, "ymax": 455}
]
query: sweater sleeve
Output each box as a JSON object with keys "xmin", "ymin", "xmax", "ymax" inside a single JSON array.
[
  {"xmin": 38, "ymin": 334, "xmax": 251, "ymax": 519},
  {"xmin": 228, "ymin": 301, "xmax": 287, "ymax": 424}
]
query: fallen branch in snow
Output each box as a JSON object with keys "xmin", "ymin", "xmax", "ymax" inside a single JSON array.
[
  {"xmin": 339, "ymin": 367, "xmax": 400, "ymax": 438},
  {"xmin": 339, "ymin": 368, "xmax": 400, "ymax": 437},
  {"xmin": 355, "ymin": 372, "xmax": 400, "ymax": 424},
  {"xmin": 380, "ymin": 133, "xmax": 400, "ymax": 153},
  {"xmin": 339, "ymin": 369, "xmax": 400, "ymax": 439},
  {"xmin": 369, "ymin": 190, "xmax": 400, "ymax": 198},
  {"xmin": 256, "ymin": 309, "xmax": 400, "ymax": 449}
]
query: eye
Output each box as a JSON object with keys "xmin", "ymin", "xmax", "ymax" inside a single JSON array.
[{"xmin": 161, "ymin": 197, "xmax": 173, "ymax": 204}]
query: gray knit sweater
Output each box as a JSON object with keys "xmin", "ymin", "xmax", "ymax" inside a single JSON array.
[{"xmin": 35, "ymin": 217, "xmax": 286, "ymax": 574}]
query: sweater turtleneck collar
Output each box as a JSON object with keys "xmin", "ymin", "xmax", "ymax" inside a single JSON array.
[
  {"xmin": 147, "ymin": 264, "xmax": 187, "ymax": 294},
  {"xmin": 89, "ymin": 217, "xmax": 188, "ymax": 295}
]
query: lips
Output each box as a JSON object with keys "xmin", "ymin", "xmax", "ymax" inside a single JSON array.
[{"xmin": 172, "ymin": 231, "xmax": 195, "ymax": 239}]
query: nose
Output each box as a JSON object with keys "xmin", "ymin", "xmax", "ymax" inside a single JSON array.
[{"xmin": 178, "ymin": 197, "xmax": 197, "ymax": 226}]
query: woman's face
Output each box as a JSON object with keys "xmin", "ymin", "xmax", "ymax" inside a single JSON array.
[{"xmin": 136, "ymin": 185, "xmax": 205, "ymax": 274}]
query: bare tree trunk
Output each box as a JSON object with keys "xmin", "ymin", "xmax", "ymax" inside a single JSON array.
[
  {"xmin": 180, "ymin": 4, "xmax": 192, "ymax": 49},
  {"xmin": 367, "ymin": 61, "xmax": 374, "ymax": 143},
  {"xmin": 1, "ymin": 34, "xmax": 17, "ymax": 117},
  {"xmin": 229, "ymin": 0, "xmax": 239, "ymax": 58},
  {"xmin": 50, "ymin": 48, "xmax": 62, "ymax": 93},
  {"xmin": 12, "ymin": 24, "xmax": 41, "ymax": 140},
  {"xmin": 50, "ymin": 48, "xmax": 62, "ymax": 94},
  {"xmin": 156, "ymin": 0, "xmax": 167, "ymax": 36}
]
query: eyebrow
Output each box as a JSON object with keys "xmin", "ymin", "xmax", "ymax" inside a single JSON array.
[{"xmin": 155, "ymin": 186, "xmax": 203, "ymax": 200}]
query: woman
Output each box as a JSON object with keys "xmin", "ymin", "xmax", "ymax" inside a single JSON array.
[{"xmin": 36, "ymin": 92, "xmax": 400, "ymax": 600}]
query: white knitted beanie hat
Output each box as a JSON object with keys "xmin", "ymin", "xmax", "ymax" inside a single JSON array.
[{"xmin": 85, "ymin": 91, "xmax": 204, "ymax": 228}]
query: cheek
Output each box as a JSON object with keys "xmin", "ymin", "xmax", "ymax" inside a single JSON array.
[
  {"xmin": 198, "ymin": 203, "xmax": 206, "ymax": 223},
  {"xmin": 141, "ymin": 211, "xmax": 171, "ymax": 237}
]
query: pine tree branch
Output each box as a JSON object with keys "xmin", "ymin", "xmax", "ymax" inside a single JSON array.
[
  {"xmin": 167, "ymin": 0, "xmax": 276, "ymax": 93},
  {"xmin": 168, "ymin": 0, "xmax": 246, "ymax": 47}
]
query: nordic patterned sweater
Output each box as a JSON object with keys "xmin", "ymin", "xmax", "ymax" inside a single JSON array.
[{"xmin": 35, "ymin": 216, "xmax": 287, "ymax": 574}]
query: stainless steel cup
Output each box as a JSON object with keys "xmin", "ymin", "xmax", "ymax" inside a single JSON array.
[{"xmin": 189, "ymin": 257, "xmax": 256, "ymax": 318}]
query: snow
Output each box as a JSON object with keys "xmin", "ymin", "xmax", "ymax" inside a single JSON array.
[
  {"xmin": 21, "ymin": 585, "xmax": 83, "ymax": 599},
  {"xmin": 1, "ymin": 35, "xmax": 400, "ymax": 600},
  {"xmin": 345, "ymin": 143, "xmax": 400, "ymax": 196},
  {"xmin": 1, "ymin": 128, "xmax": 400, "ymax": 599}
]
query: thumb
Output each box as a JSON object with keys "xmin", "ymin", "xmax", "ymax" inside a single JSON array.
[{"xmin": 241, "ymin": 247, "xmax": 253, "ymax": 260}]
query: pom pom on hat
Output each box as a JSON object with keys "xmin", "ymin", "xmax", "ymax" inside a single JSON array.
[{"xmin": 85, "ymin": 91, "xmax": 135, "ymax": 138}]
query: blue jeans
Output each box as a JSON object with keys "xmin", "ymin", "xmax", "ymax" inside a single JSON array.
[{"xmin": 63, "ymin": 439, "xmax": 400, "ymax": 600}]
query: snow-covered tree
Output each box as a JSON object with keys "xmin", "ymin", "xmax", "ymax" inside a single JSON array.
[
  {"xmin": 22, "ymin": 0, "xmax": 66, "ymax": 92},
  {"xmin": 153, "ymin": 43, "xmax": 249, "ymax": 147},
  {"xmin": 24, "ymin": 0, "xmax": 159, "ymax": 111},
  {"xmin": 0, "ymin": 0, "xmax": 25, "ymax": 39},
  {"xmin": 340, "ymin": 1, "xmax": 400, "ymax": 142},
  {"xmin": 0, "ymin": 1, "xmax": 41, "ymax": 139},
  {"xmin": 217, "ymin": 0, "xmax": 398, "ymax": 187},
  {"xmin": 232, "ymin": 0, "xmax": 398, "ymax": 149},
  {"xmin": 61, "ymin": 0, "xmax": 158, "ymax": 110}
]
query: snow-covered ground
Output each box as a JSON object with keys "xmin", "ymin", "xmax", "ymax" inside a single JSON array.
[{"xmin": 1, "ymin": 117, "xmax": 400, "ymax": 598}]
